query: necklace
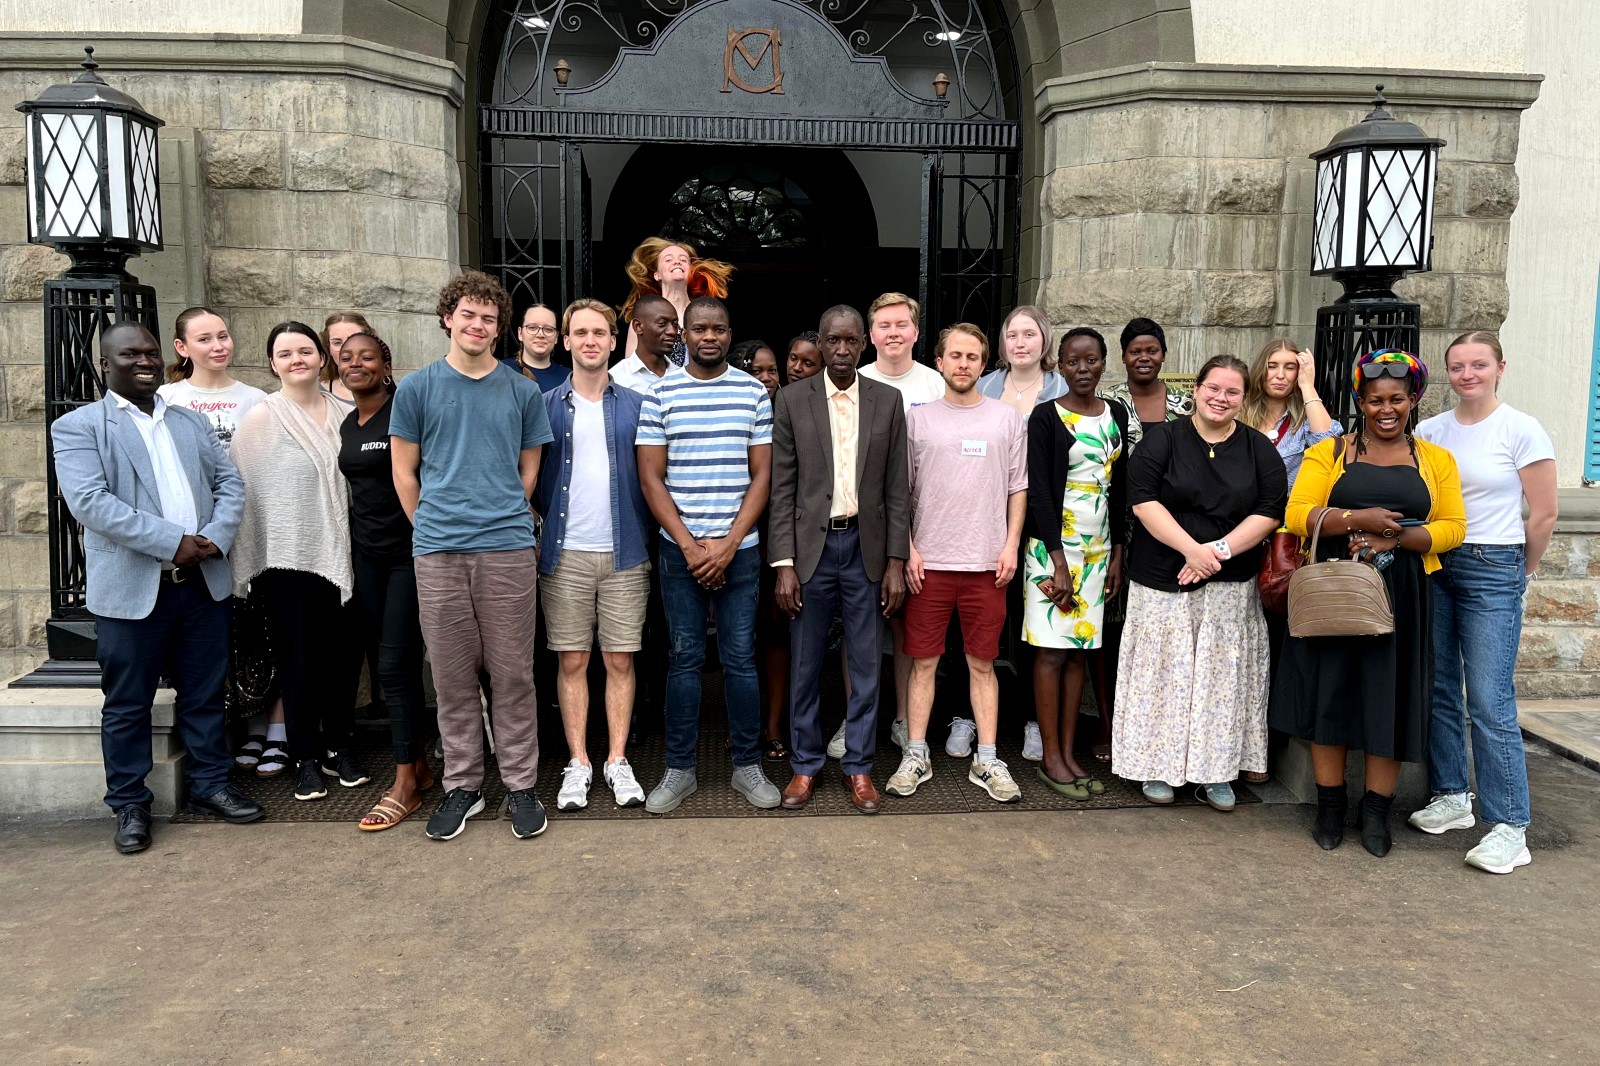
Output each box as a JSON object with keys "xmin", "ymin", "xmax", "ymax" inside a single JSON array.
[
  {"xmin": 1195, "ymin": 417, "xmax": 1234, "ymax": 458},
  {"xmin": 1005, "ymin": 373, "xmax": 1043, "ymax": 399}
]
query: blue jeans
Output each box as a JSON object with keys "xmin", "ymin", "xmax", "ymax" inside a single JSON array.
[
  {"xmin": 659, "ymin": 540, "xmax": 761, "ymax": 769},
  {"xmin": 1428, "ymin": 544, "xmax": 1530, "ymax": 827}
]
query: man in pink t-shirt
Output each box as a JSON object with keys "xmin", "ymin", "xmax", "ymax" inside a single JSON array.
[{"xmin": 886, "ymin": 323, "xmax": 1028, "ymax": 804}]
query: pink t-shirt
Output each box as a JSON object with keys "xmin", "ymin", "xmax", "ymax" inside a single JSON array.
[{"xmin": 907, "ymin": 396, "xmax": 1027, "ymax": 571}]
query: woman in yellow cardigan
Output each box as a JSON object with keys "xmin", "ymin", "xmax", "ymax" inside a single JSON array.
[{"xmin": 1269, "ymin": 350, "xmax": 1466, "ymax": 857}]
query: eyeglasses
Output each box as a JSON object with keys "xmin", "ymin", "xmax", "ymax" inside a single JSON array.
[
  {"xmin": 1198, "ymin": 382, "xmax": 1244, "ymax": 402},
  {"xmin": 1360, "ymin": 361, "xmax": 1412, "ymax": 381},
  {"xmin": 522, "ymin": 325, "xmax": 557, "ymax": 336}
]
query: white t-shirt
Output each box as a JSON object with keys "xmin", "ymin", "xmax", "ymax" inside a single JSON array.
[
  {"xmin": 157, "ymin": 378, "xmax": 267, "ymax": 449},
  {"xmin": 563, "ymin": 392, "xmax": 615, "ymax": 552},
  {"xmin": 859, "ymin": 359, "xmax": 945, "ymax": 412},
  {"xmin": 1416, "ymin": 402, "xmax": 1554, "ymax": 544}
]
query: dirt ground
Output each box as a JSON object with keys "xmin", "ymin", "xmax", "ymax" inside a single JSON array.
[{"xmin": 2, "ymin": 743, "xmax": 1597, "ymax": 1065}]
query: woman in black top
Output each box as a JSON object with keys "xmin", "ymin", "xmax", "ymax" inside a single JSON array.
[
  {"xmin": 1113, "ymin": 354, "xmax": 1287, "ymax": 810},
  {"xmin": 338, "ymin": 333, "xmax": 434, "ymax": 830}
]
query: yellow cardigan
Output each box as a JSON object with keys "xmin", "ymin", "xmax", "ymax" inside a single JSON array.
[{"xmin": 1285, "ymin": 436, "xmax": 1467, "ymax": 574}]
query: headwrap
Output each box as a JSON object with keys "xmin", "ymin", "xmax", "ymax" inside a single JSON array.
[{"xmin": 1352, "ymin": 348, "xmax": 1428, "ymax": 404}]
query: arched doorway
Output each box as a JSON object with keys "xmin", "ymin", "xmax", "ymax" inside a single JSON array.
[{"xmin": 477, "ymin": 0, "xmax": 1021, "ymax": 353}]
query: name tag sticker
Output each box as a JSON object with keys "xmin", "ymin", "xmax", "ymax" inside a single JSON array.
[{"xmin": 961, "ymin": 439, "xmax": 988, "ymax": 457}]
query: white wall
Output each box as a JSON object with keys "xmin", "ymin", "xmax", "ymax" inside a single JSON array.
[
  {"xmin": 1191, "ymin": 0, "xmax": 1526, "ymax": 73},
  {"xmin": 0, "ymin": 0, "xmax": 301, "ymax": 33},
  {"xmin": 1499, "ymin": 0, "xmax": 1600, "ymax": 485}
]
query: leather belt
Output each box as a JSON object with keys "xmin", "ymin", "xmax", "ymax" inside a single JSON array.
[
  {"xmin": 160, "ymin": 566, "xmax": 204, "ymax": 586},
  {"xmin": 827, "ymin": 515, "xmax": 858, "ymax": 531}
]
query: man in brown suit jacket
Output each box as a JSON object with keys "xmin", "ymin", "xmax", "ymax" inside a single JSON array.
[{"xmin": 769, "ymin": 305, "xmax": 909, "ymax": 812}]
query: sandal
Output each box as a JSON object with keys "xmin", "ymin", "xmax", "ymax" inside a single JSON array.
[
  {"xmin": 1092, "ymin": 743, "xmax": 1112, "ymax": 764},
  {"xmin": 1073, "ymin": 775, "xmax": 1106, "ymax": 796},
  {"xmin": 358, "ymin": 794, "xmax": 422, "ymax": 832},
  {"xmin": 255, "ymin": 743, "xmax": 290, "ymax": 779},
  {"xmin": 234, "ymin": 734, "xmax": 266, "ymax": 769},
  {"xmin": 1244, "ymin": 771, "xmax": 1270, "ymax": 784},
  {"xmin": 764, "ymin": 736, "xmax": 791, "ymax": 762}
]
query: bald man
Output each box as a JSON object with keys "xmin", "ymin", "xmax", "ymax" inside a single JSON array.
[{"xmin": 51, "ymin": 321, "xmax": 257, "ymax": 854}]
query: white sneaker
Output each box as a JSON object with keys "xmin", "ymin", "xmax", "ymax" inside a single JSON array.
[
  {"xmin": 826, "ymin": 721, "xmax": 847, "ymax": 760},
  {"xmin": 969, "ymin": 757, "xmax": 1022, "ymax": 803},
  {"xmin": 885, "ymin": 749, "xmax": 933, "ymax": 797},
  {"xmin": 1022, "ymin": 721, "xmax": 1043, "ymax": 762},
  {"xmin": 890, "ymin": 718, "xmax": 909, "ymax": 750},
  {"xmin": 945, "ymin": 717, "xmax": 976, "ymax": 758},
  {"xmin": 1465, "ymin": 823, "xmax": 1532, "ymax": 875},
  {"xmin": 556, "ymin": 759, "xmax": 591, "ymax": 811},
  {"xmin": 603, "ymin": 758, "xmax": 645, "ymax": 807},
  {"xmin": 1408, "ymin": 791, "xmax": 1476, "ymax": 835}
]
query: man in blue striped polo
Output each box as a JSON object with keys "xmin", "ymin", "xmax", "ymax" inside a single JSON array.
[{"xmin": 635, "ymin": 295, "xmax": 780, "ymax": 813}]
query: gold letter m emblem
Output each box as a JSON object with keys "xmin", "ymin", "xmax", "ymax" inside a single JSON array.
[{"xmin": 722, "ymin": 27, "xmax": 783, "ymax": 94}]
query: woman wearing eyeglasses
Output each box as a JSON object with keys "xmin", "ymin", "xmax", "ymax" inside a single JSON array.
[
  {"xmin": 1270, "ymin": 350, "xmax": 1465, "ymax": 858},
  {"xmin": 513, "ymin": 303, "xmax": 570, "ymax": 392},
  {"xmin": 1114, "ymin": 354, "xmax": 1286, "ymax": 811}
]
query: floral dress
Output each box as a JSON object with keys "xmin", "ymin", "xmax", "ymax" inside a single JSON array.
[{"xmin": 1022, "ymin": 405, "xmax": 1122, "ymax": 649}]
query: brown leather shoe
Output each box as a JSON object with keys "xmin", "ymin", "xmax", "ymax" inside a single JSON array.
[
  {"xmin": 844, "ymin": 773, "xmax": 881, "ymax": 814},
  {"xmin": 781, "ymin": 773, "xmax": 816, "ymax": 810}
]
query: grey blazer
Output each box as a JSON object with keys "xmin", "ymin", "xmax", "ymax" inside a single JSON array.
[
  {"xmin": 769, "ymin": 373, "xmax": 909, "ymax": 584},
  {"xmin": 50, "ymin": 393, "xmax": 245, "ymax": 620}
]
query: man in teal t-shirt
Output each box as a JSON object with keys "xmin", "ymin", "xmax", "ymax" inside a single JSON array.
[{"xmin": 392, "ymin": 270, "xmax": 553, "ymax": 842}]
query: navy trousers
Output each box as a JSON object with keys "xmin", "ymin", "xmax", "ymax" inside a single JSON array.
[
  {"xmin": 95, "ymin": 577, "xmax": 232, "ymax": 811},
  {"xmin": 789, "ymin": 526, "xmax": 882, "ymax": 776}
]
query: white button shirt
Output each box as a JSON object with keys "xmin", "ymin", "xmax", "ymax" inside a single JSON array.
[{"xmin": 111, "ymin": 391, "xmax": 199, "ymax": 537}]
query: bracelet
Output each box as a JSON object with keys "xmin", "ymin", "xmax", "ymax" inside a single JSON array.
[
  {"xmin": 1304, "ymin": 397, "xmax": 1324, "ymax": 407},
  {"xmin": 1210, "ymin": 539, "xmax": 1233, "ymax": 560}
]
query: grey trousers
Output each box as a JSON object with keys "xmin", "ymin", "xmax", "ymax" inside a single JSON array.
[{"xmin": 415, "ymin": 548, "xmax": 540, "ymax": 792}]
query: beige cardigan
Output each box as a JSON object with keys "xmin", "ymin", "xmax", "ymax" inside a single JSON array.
[{"xmin": 228, "ymin": 391, "xmax": 353, "ymax": 601}]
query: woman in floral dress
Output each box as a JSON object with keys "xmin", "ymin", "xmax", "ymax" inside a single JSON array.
[{"xmin": 1023, "ymin": 328, "xmax": 1129, "ymax": 798}]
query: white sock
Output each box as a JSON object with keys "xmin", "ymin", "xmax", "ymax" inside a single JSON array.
[{"xmin": 266, "ymin": 722, "xmax": 287, "ymax": 744}]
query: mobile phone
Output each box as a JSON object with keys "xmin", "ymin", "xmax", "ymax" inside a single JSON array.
[{"xmin": 1397, "ymin": 519, "xmax": 1426, "ymax": 527}]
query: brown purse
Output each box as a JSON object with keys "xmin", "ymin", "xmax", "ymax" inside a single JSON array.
[
  {"xmin": 1257, "ymin": 530, "xmax": 1302, "ymax": 616},
  {"xmin": 1286, "ymin": 508, "xmax": 1394, "ymax": 638}
]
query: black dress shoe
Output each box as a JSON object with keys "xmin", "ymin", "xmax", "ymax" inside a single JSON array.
[
  {"xmin": 114, "ymin": 805, "xmax": 152, "ymax": 854},
  {"xmin": 188, "ymin": 784, "xmax": 265, "ymax": 823}
]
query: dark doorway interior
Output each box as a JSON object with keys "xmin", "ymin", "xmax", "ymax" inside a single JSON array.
[{"xmin": 598, "ymin": 144, "xmax": 916, "ymax": 351}]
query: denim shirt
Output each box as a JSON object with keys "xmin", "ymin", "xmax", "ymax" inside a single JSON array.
[
  {"xmin": 1271, "ymin": 413, "xmax": 1344, "ymax": 493},
  {"xmin": 534, "ymin": 378, "xmax": 653, "ymax": 575},
  {"xmin": 976, "ymin": 368, "xmax": 1070, "ymax": 404}
]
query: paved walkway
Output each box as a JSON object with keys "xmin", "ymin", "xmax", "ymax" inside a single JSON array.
[
  {"xmin": 2, "ymin": 740, "xmax": 1597, "ymax": 1064},
  {"xmin": 1520, "ymin": 699, "xmax": 1600, "ymax": 772}
]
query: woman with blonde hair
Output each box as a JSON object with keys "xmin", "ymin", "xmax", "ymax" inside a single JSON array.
[
  {"xmin": 1242, "ymin": 337, "xmax": 1340, "ymax": 491},
  {"xmin": 619, "ymin": 236, "xmax": 734, "ymax": 363},
  {"xmin": 978, "ymin": 305, "xmax": 1068, "ymax": 419},
  {"xmin": 320, "ymin": 312, "xmax": 373, "ymax": 405}
]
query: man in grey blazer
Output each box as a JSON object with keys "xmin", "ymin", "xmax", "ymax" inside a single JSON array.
[
  {"xmin": 51, "ymin": 322, "xmax": 260, "ymax": 853},
  {"xmin": 769, "ymin": 305, "xmax": 909, "ymax": 812}
]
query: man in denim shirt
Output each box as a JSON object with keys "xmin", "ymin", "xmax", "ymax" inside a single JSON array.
[{"xmin": 534, "ymin": 299, "xmax": 654, "ymax": 811}]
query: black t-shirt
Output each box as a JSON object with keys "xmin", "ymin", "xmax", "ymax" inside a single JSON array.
[
  {"xmin": 338, "ymin": 398, "xmax": 413, "ymax": 561},
  {"xmin": 1126, "ymin": 418, "xmax": 1287, "ymax": 593}
]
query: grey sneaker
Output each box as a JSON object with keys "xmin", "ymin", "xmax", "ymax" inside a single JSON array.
[
  {"xmin": 645, "ymin": 767, "xmax": 698, "ymax": 814},
  {"xmin": 1142, "ymin": 780, "xmax": 1175, "ymax": 805},
  {"xmin": 890, "ymin": 718, "xmax": 910, "ymax": 750},
  {"xmin": 1022, "ymin": 721, "xmax": 1043, "ymax": 762},
  {"xmin": 826, "ymin": 721, "xmax": 847, "ymax": 760},
  {"xmin": 1197, "ymin": 782, "xmax": 1235, "ymax": 811},
  {"xmin": 969, "ymin": 757, "xmax": 1022, "ymax": 803},
  {"xmin": 1408, "ymin": 791, "xmax": 1476, "ymax": 835},
  {"xmin": 1465, "ymin": 823, "xmax": 1532, "ymax": 875},
  {"xmin": 945, "ymin": 717, "xmax": 977, "ymax": 758},
  {"xmin": 603, "ymin": 758, "xmax": 645, "ymax": 807},
  {"xmin": 731, "ymin": 763, "xmax": 781, "ymax": 809},
  {"xmin": 556, "ymin": 759, "xmax": 591, "ymax": 811},
  {"xmin": 886, "ymin": 749, "xmax": 933, "ymax": 797}
]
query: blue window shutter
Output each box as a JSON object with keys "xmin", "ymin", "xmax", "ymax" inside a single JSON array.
[{"xmin": 1589, "ymin": 265, "xmax": 1600, "ymax": 482}]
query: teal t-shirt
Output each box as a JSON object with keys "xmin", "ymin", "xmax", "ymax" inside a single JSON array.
[{"xmin": 390, "ymin": 358, "xmax": 554, "ymax": 555}]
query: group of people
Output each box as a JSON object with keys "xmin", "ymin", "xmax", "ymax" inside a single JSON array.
[{"xmin": 55, "ymin": 244, "xmax": 1555, "ymax": 876}]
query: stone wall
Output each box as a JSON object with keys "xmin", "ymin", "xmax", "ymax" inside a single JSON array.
[
  {"xmin": 1034, "ymin": 65, "xmax": 1541, "ymax": 380},
  {"xmin": 1519, "ymin": 516, "xmax": 1600, "ymax": 698},
  {"xmin": 0, "ymin": 34, "xmax": 463, "ymax": 668}
]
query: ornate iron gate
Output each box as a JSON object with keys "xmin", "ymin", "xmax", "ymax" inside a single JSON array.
[{"xmin": 479, "ymin": 0, "xmax": 1020, "ymax": 346}]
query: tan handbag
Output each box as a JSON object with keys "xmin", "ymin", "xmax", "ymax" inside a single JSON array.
[{"xmin": 1286, "ymin": 508, "xmax": 1394, "ymax": 638}]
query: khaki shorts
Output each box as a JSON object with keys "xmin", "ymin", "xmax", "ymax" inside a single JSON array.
[{"xmin": 541, "ymin": 550, "xmax": 651, "ymax": 652}]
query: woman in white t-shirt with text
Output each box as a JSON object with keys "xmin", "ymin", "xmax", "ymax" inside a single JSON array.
[
  {"xmin": 159, "ymin": 306, "xmax": 267, "ymax": 450},
  {"xmin": 1413, "ymin": 330, "xmax": 1557, "ymax": 875}
]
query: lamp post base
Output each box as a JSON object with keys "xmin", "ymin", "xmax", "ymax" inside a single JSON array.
[{"xmin": 1314, "ymin": 295, "xmax": 1422, "ymax": 427}]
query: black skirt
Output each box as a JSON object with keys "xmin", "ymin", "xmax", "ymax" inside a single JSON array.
[{"xmin": 1268, "ymin": 461, "xmax": 1433, "ymax": 762}]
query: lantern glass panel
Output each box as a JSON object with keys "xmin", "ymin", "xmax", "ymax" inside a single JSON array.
[
  {"xmin": 1313, "ymin": 153, "xmax": 1346, "ymax": 272},
  {"xmin": 38, "ymin": 111, "xmax": 104, "ymax": 239},
  {"xmin": 130, "ymin": 121, "xmax": 161, "ymax": 245},
  {"xmin": 1363, "ymin": 148, "xmax": 1432, "ymax": 269},
  {"xmin": 105, "ymin": 114, "xmax": 129, "ymax": 241}
]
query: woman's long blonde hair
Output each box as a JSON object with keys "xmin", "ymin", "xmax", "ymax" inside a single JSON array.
[
  {"xmin": 618, "ymin": 237, "xmax": 734, "ymax": 327},
  {"xmin": 1242, "ymin": 337, "xmax": 1305, "ymax": 433}
]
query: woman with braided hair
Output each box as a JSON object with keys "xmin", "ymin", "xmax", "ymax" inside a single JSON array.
[
  {"xmin": 619, "ymin": 237, "xmax": 734, "ymax": 365},
  {"xmin": 1270, "ymin": 349, "xmax": 1466, "ymax": 858}
]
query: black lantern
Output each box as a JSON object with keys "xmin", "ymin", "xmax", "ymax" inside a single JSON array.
[
  {"xmin": 12, "ymin": 47, "xmax": 164, "ymax": 686},
  {"xmin": 1309, "ymin": 86, "xmax": 1446, "ymax": 424}
]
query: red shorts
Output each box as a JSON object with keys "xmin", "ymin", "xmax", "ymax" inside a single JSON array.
[{"xmin": 902, "ymin": 569, "xmax": 1007, "ymax": 660}]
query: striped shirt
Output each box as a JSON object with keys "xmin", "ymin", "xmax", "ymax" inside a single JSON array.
[{"xmin": 636, "ymin": 365, "xmax": 773, "ymax": 548}]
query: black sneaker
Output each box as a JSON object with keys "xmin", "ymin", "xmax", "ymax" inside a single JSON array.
[
  {"xmin": 320, "ymin": 751, "xmax": 371, "ymax": 788},
  {"xmin": 506, "ymin": 788, "xmax": 548, "ymax": 839},
  {"xmin": 293, "ymin": 759, "xmax": 328, "ymax": 801},
  {"xmin": 425, "ymin": 787, "xmax": 485, "ymax": 841}
]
